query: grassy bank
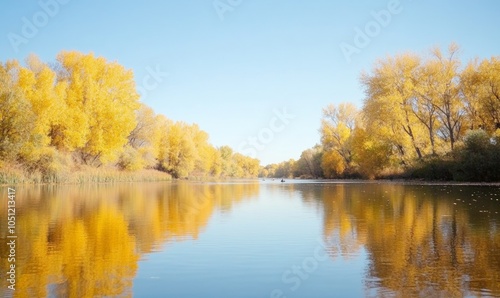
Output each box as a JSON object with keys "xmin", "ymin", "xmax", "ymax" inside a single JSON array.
[{"xmin": 0, "ymin": 164, "xmax": 172, "ymax": 185}]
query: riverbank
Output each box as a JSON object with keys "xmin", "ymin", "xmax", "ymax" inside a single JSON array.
[{"xmin": 0, "ymin": 165, "xmax": 172, "ymax": 185}]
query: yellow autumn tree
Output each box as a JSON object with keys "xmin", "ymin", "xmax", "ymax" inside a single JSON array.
[
  {"xmin": 351, "ymin": 126, "xmax": 393, "ymax": 179},
  {"xmin": 295, "ymin": 145, "xmax": 323, "ymax": 178},
  {"xmin": 189, "ymin": 124, "xmax": 213, "ymax": 176},
  {"xmin": 321, "ymin": 149, "xmax": 345, "ymax": 178},
  {"xmin": 460, "ymin": 59, "xmax": 487, "ymax": 131},
  {"xmin": 0, "ymin": 62, "xmax": 35, "ymax": 162},
  {"xmin": 320, "ymin": 102, "xmax": 358, "ymax": 174},
  {"xmin": 218, "ymin": 145, "xmax": 234, "ymax": 177},
  {"xmin": 477, "ymin": 57, "xmax": 500, "ymax": 132},
  {"xmin": 11, "ymin": 55, "xmax": 70, "ymax": 164},
  {"xmin": 57, "ymin": 51, "xmax": 140, "ymax": 165},
  {"xmin": 207, "ymin": 145, "xmax": 223, "ymax": 177},
  {"xmin": 120, "ymin": 103, "xmax": 162, "ymax": 170},
  {"xmin": 159, "ymin": 121, "xmax": 197, "ymax": 178},
  {"xmin": 423, "ymin": 44, "xmax": 465, "ymax": 151},
  {"xmin": 461, "ymin": 57, "xmax": 500, "ymax": 133},
  {"xmin": 232, "ymin": 153, "xmax": 259, "ymax": 177},
  {"xmin": 361, "ymin": 53, "xmax": 428, "ymax": 164}
]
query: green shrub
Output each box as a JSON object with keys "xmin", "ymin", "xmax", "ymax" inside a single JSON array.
[
  {"xmin": 410, "ymin": 156, "xmax": 454, "ymax": 181},
  {"xmin": 452, "ymin": 130, "xmax": 500, "ymax": 181}
]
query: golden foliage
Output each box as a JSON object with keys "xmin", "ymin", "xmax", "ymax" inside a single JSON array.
[
  {"xmin": 321, "ymin": 150, "xmax": 344, "ymax": 178},
  {"xmin": 57, "ymin": 51, "xmax": 140, "ymax": 165},
  {"xmin": 316, "ymin": 44, "xmax": 500, "ymax": 179},
  {"xmin": 0, "ymin": 62, "xmax": 36, "ymax": 161},
  {"xmin": 1, "ymin": 52, "xmax": 258, "ymax": 180}
]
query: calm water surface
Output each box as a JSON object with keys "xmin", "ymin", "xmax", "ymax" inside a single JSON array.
[{"xmin": 1, "ymin": 180, "xmax": 500, "ymax": 297}]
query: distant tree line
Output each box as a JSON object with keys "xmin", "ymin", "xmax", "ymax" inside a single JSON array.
[
  {"xmin": 0, "ymin": 51, "xmax": 259, "ymax": 180},
  {"xmin": 261, "ymin": 44, "xmax": 500, "ymax": 181}
]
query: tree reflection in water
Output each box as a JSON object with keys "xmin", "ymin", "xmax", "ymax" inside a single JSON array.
[
  {"xmin": 299, "ymin": 183, "xmax": 500, "ymax": 297},
  {"xmin": 0, "ymin": 182, "xmax": 259, "ymax": 298}
]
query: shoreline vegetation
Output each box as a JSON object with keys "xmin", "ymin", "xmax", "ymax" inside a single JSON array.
[
  {"xmin": 0, "ymin": 165, "xmax": 172, "ymax": 185},
  {"xmin": 261, "ymin": 44, "xmax": 500, "ymax": 182}
]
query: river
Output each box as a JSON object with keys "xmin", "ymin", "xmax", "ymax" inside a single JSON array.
[{"xmin": 1, "ymin": 180, "xmax": 500, "ymax": 297}]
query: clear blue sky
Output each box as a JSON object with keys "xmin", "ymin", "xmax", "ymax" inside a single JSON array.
[{"xmin": 1, "ymin": 0, "xmax": 499, "ymax": 164}]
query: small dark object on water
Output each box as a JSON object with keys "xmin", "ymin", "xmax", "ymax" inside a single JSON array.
[{"xmin": 281, "ymin": 179, "xmax": 285, "ymax": 183}]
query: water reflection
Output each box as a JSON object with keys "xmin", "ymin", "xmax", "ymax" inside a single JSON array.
[
  {"xmin": 0, "ymin": 182, "xmax": 259, "ymax": 298},
  {"xmin": 300, "ymin": 183, "xmax": 500, "ymax": 297},
  {"xmin": 1, "ymin": 181, "xmax": 500, "ymax": 297}
]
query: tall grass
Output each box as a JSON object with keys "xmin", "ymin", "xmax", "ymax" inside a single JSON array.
[
  {"xmin": 0, "ymin": 165, "xmax": 30, "ymax": 184},
  {"xmin": 0, "ymin": 164, "xmax": 172, "ymax": 185},
  {"xmin": 74, "ymin": 168, "xmax": 172, "ymax": 184},
  {"xmin": 0, "ymin": 147, "xmax": 172, "ymax": 185}
]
